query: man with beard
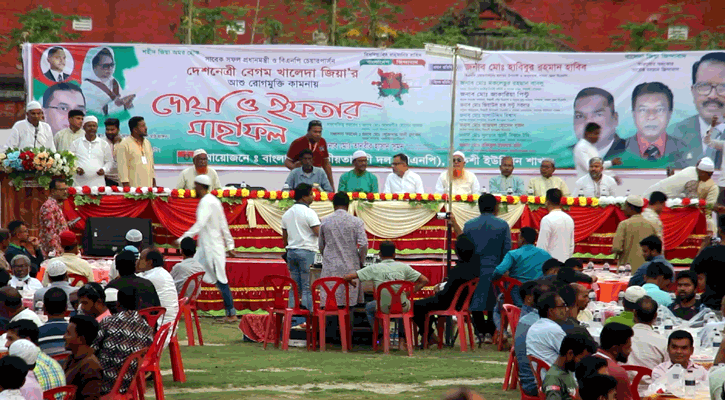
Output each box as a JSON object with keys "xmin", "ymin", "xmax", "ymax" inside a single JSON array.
[
  {"xmin": 596, "ymin": 322, "xmax": 634, "ymax": 400},
  {"xmin": 53, "ymin": 109, "xmax": 85, "ymax": 152},
  {"xmin": 543, "ymin": 333, "xmax": 596, "ymax": 400},
  {"xmin": 176, "ymin": 149, "xmax": 222, "ymax": 190},
  {"xmin": 41, "ymin": 82, "xmax": 86, "ymax": 136},
  {"xmin": 574, "ymin": 157, "xmax": 617, "ymax": 197},
  {"xmin": 116, "ymin": 116, "xmax": 156, "ymax": 188},
  {"xmin": 573, "ymin": 87, "xmax": 626, "ymax": 160},
  {"xmin": 338, "ymin": 151, "xmax": 378, "ymax": 193},
  {"xmin": 489, "ymin": 156, "xmax": 525, "ymax": 195},
  {"xmin": 668, "ymin": 270, "xmax": 703, "ymax": 320},
  {"xmin": 285, "ymin": 149, "xmax": 333, "ymax": 191},
  {"xmin": 285, "ymin": 120, "xmax": 334, "ymax": 191},
  {"xmin": 435, "ymin": 151, "xmax": 480, "ymax": 195},
  {"xmin": 103, "ymin": 118, "xmax": 122, "ymax": 187}
]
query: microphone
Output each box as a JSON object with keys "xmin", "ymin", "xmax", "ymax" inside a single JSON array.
[{"xmin": 34, "ymin": 126, "xmax": 39, "ymax": 149}]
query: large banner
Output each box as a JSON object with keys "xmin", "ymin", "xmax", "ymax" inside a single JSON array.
[{"xmin": 24, "ymin": 43, "xmax": 725, "ymax": 169}]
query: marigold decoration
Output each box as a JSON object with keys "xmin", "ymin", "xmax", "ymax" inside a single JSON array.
[
  {"xmin": 699, "ymin": 199, "xmax": 707, "ymax": 207},
  {"xmin": 228, "ymin": 189, "xmax": 237, "ymax": 197},
  {"xmin": 135, "ymin": 187, "xmax": 143, "ymax": 194},
  {"xmin": 507, "ymin": 195, "xmax": 516, "ymax": 204},
  {"xmin": 178, "ymin": 189, "xmax": 186, "ymax": 198},
  {"xmin": 222, "ymin": 189, "xmax": 230, "ymax": 197},
  {"xmin": 403, "ymin": 193, "xmax": 411, "ymax": 200},
  {"xmin": 566, "ymin": 197, "xmax": 575, "ymax": 206},
  {"xmin": 454, "ymin": 194, "xmax": 462, "ymax": 202},
  {"xmin": 579, "ymin": 197, "xmax": 587, "ymax": 207},
  {"xmin": 421, "ymin": 194, "xmax": 430, "ymax": 201},
  {"xmin": 373, "ymin": 193, "xmax": 381, "ymax": 200},
  {"xmin": 68, "ymin": 187, "xmax": 77, "ymax": 195},
  {"xmin": 441, "ymin": 194, "xmax": 448, "ymax": 201},
  {"xmin": 241, "ymin": 188, "xmax": 250, "ymax": 198},
  {"xmin": 269, "ymin": 191, "xmax": 278, "ymax": 200},
  {"xmin": 520, "ymin": 195, "xmax": 528, "ymax": 203},
  {"xmin": 432, "ymin": 193, "xmax": 442, "ymax": 201},
  {"xmin": 385, "ymin": 193, "xmax": 393, "ymax": 201},
  {"xmin": 415, "ymin": 193, "xmax": 423, "ymax": 201},
  {"xmin": 591, "ymin": 198, "xmax": 599, "ymax": 207},
  {"xmin": 319, "ymin": 192, "xmax": 327, "ymax": 201},
  {"xmin": 123, "ymin": 186, "xmax": 131, "ymax": 193},
  {"xmin": 81, "ymin": 186, "xmax": 91, "ymax": 195},
  {"xmin": 170, "ymin": 189, "xmax": 178, "ymax": 197},
  {"xmin": 472, "ymin": 194, "xmax": 480, "ymax": 202},
  {"xmin": 393, "ymin": 193, "xmax": 400, "ymax": 200},
  {"xmin": 365, "ymin": 192, "xmax": 373, "ymax": 201},
  {"xmin": 191, "ymin": 190, "xmax": 197, "ymax": 198},
  {"xmin": 682, "ymin": 198, "xmax": 691, "ymax": 206}
]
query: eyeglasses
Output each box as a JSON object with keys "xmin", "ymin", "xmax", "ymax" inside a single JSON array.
[
  {"xmin": 694, "ymin": 82, "xmax": 725, "ymax": 96},
  {"xmin": 452, "ymin": 158, "xmax": 464, "ymax": 163},
  {"xmin": 46, "ymin": 105, "xmax": 87, "ymax": 113}
]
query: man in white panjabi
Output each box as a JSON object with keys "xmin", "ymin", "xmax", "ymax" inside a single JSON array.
[
  {"xmin": 178, "ymin": 175, "xmax": 238, "ymax": 323},
  {"xmin": 536, "ymin": 188, "xmax": 575, "ymax": 262},
  {"xmin": 573, "ymin": 122, "xmax": 622, "ymax": 179},
  {"xmin": 69, "ymin": 116, "xmax": 113, "ymax": 188},
  {"xmin": 4, "ymin": 101, "xmax": 56, "ymax": 152},
  {"xmin": 434, "ymin": 151, "xmax": 480, "ymax": 195},
  {"xmin": 574, "ymin": 157, "xmax": 617, "ymax": 197},
  {"xmin": 176, "ymin": 149, "xmax": 222, "ymax": 190},
  {"xmin": 383, "ymin": 153, "xmax": 424, "ymax": 193}
]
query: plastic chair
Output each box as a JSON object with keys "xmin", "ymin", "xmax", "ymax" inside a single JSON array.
[
  {"xmin": 179, "ymin": 271, "xmax": 206, "ymax": 346},
  {"xmin": 310, "ymin": 277, "xmax": 352, "ymax": 352},
  {"xmin": 168, "ymin": 297, "xmax": 190, "ymax": 383},
  {"xmin": 622, "ymin": 365, "xmax": 652, "ymax": 400},
  {"xmin": 138, "ymin": 322, "xmax": 173, "ymax": 400},
  {"xmin": 527, "ymin": 355, "xmax": 550, "ymax": 400},
  {"xmin": 514, "ymin": 355, "xmax": 541, "ymax": 400},
  {"xmin": 43, "ymin": 385, "xmax": 77, "ymax": 400},
  {"xmin": 501, "ymin": 305, "xmax": 522, "ymax": 391},
  {"xmin": 493, "ymin": 276, "xmax": 523, "ymax": 350},
  {"xmin": 100, "ymin": 347, "xmax": 148, "ymax": 400},
  {"xmin": 423, "ymin": 278, "xmax": 479, "ymax": 352},
  {"xmin": 262, "ymin": 275, "xmax": 312, "ymax": 351},
  {"xmin": 372, "ymin": 280, "xmax": 416, "ymax": 356},
  {"xmin": 51, "ymin": 352, "xmax": 71, "ymax": 363},
  {"xmin": 68, "ymin": 273, "xmax": 89, "ymax": 286},
  {"xmin": 138, "ymin": 307, "xmax": 167, "ymax": 331}
]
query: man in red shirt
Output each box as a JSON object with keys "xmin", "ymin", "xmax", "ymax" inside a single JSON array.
[
  {"xmin": 285, "ymin": 120, "xmax": 334, "ymax": 190},
  {"xmin": 596, "ymin": 322, "xmax": 634, "ymax": 400}
]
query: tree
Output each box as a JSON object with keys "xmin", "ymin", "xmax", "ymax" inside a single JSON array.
[
  {"xmin": 336, "ymin": 0, "xmax": 402, "ymax": 47},
  {"xmin": 0, "ymin": 6, "xmax": 80, "ymax": 69},
  {"xmin": 300, "ymin": 0, "xmax": 358, "ymax": 45},
  {"xmin": 170, "ymin": 0, "xmax": 249, "ymax": 44}
]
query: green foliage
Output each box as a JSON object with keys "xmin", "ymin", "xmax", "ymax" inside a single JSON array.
[
  {"xmin": 172, "ymin": 1, "xmax": 250, "ymax": 44},
  {"xmin": 123, "ymin": 193, "xmax": 157, "ymax": 201},
  {"xmin": 220, "ymin": 197, "xmax": 244, "ymax": 205},
  {"xmin": 495, "ymin": 23, "xmax": 572, "ymax": 51},
  {"xmin": 274, "ymin": 199, "xmax": 295, "ymax": 210},
  {"xmin": 73, "ymin": 195, "xmax": 101, "ymax": 206}
]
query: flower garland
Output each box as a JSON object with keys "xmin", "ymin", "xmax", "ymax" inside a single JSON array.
[{"xmin": 1, "ymin": 147, "xmax": 76, "ymax": 189}]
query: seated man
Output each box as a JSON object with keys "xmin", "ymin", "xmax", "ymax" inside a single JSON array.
[
  {"xmin": 7, "ymin": 339, "xmax": 42, "ymax": 400},
  {"xmin": 38, "ymin": 288, "xmax": 69, "ymax": 356},
  {"xmin": 105, "ymin": 250, "xmax": 160, "ymax": 311},
  {"xmin": 176, "ymin": 149, "xmax": 222, "ymax": 190},
  {"xmin": 170, "ymin": 237, "xmax": 205, "ymax": 298},
  {"xmin": 527, "ymin": 158, "xmax": 570, "ymax": 197},
  {"xmin": 0, "ymin": 287, "xmax": 42, "ymax": 327},
  {"xmin": 574, "ymin": 157, "xmax": 617, "ymax": 197},
  {"xmin": 44, "ymin": 231, "xmax": 94, "ymax": 286},
  {"xmin": 5, "ymin": 221, "xmax": 43, "ymax": 278},
  {"xmin": 642, "ymin": 262, "xmax": 674, "ymax": 307},
  {"xmin": 338, "ymin": 151, "xmax": 378, "ymax": 193},
  {"xmin": 560, "ymin": 284, "xmax": 594, "ymax": 332},
  {"xmin": 596, "ymin": 322, "xmax": 634, "ymax": 400},
  {"xmin": 628, "ymin": 296, "xmax": 667, "ymax": 395},
  {"xmin": 489, "ymin": 156, "xmax": 524, "ymax": 195},
  {"xmin": 492, "ymin": 227, "xmax": 550, "ymax": 289},
  {"xmin": 78, "ymin": 283, "xmax": 111, "ymax": 322},
  {"xmin": 652, "ymin": 330, "xmax": 708, "ymax": 383},
  {"xmin": 63, "ymin": 315, "xmax": 103, "ymax": 400},
  {"xmin": 526, "ymin": 292, "xmax": 568, "ymax": 366},
  {"xmin": 604, "ymin": 286, "xmax": 646, "ymax": 327},
  {"xmin": 34, "ymin": 260, "xmax": 77, "ymax": 310},
  {"xmin": 285, "ymin": 149, "xmax": 332, "ymax": 191},
  {"xmin": 543, "ymin": 333, "xmax": 596, "ymax": 400},
  {"xmin": 5, "ymin": 321, "xmax": 66, "ymax": 395},
  {"xmin": 0, "ymin": 356, "xmax": 31, "ymax": 400},
  {"xmin": 514, "ymin": 283, "xmax": 551, "ymax": 397},
  {"xmin": 669, "ymin": 270, "xmax": 703, "ymax": 320},
  {"xmin": 628, "ymin": 235, "xmax": 673, "ymax": 287},
  {"xmin": 137, "ymin": 248, "xmax": 178, "ymax": 326},
  {"xmin": 383, "ymin": 153, "xmax": 424, "ymax": 193},
  {"xmin": 8, "ymin": 255, "xmax": 42, "ymax": 292},
  {"xmin": 434, "ymin": 151, "xmax": 480, "ymax": 195},
  {"xmin": 109, "ymin": 229, "xmax": 145, "ymax": 281},
  {"xmin": 92, "ymin": 286, "xmax": 153, "ymax": 396},
  {"xmin": 342, "ymin": 241, "xmax": 428, "ymax": 335}
]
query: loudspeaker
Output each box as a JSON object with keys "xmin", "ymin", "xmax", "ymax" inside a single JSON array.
[{"xmin": 83, "ymin": 217, "xmax": 153, "ymax": 256}]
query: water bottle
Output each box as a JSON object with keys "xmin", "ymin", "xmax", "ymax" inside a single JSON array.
[
  {"xmin": 626, "ymin": 189, "xmax": 631, "ymax": 196},
  {"xmin": 578, "ymin": 188, "xmax": 584, "ymax": 197},
  {"xmin": 667, "ymin": 364, "xmax": 683, "ymax": 391},
  {"xmin": 617, "ymin": 265, "xmax": 625, "ymax": 277},
  {"xmin": 35, "ymin": 301, "xmax": 43, "ymax": 314},
  {"xmin": 283, "ymin": 183, "xmax": 290, "ymax": 191},
  {"xmin": 593, "ymin": 309, "xmax": 602, "ymax": 323},
  {"xmin": 588, "ymin": 291, "xmax": 596, "ymax": 302},
  {"xmin": 656, "ymin": 312, "xmax": 663, "ymax": 327},
  {"xmin": 603, "ymin": 262, "xmax": 610, "ymax": 272},
  {"xmin": 240, "ymin": 181, "xmax": 247, "ymax": 188},
  {"xmin": 507, "ymin": 187, "xmax": 513, "ymax": 196},
  {"xmin": 684, "ymin": 369, "xmax": 696, "ymax": 397},
  {"xmin": 587, "ymin": 261, "xmax": 594, "ymax": 271},
  {"xmin": 624, "ymin": 264, "xmax": 631, "ymax": 277},
  {"xmin": 714, "ymin": 331, "xmax": 723, "ymax": 350},
  {"xmin": 528, "ymin": 187, "xmax": 534, "ymax": 195},
  {"xmin": 664, "ymin": 318, "xmax": 674, "ymax": 334},
  {"xmin": 618, "ymin": 291, "xmax": 625, "ymax": 306},
  {"xmin": 481, "ymin": 186, "xmax": 487, "ymax": 194}
]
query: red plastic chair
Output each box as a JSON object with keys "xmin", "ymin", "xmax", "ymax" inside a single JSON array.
[
  {"xmin": 51, "ymin": 352, "xmax": 71, "ymax": 364},
  {"xmin": 513, "ymin": 355, "xmax": 541, "ymax": 400},
  {"xmin": 179, "ymin": 271, "xmax": 206, "ymax": 346},
  {"xmin": 100, "ymin": 347, "xmax": 148, "ymax": 400},
  {"xmin": 502, "ymin": 304, "xmax": 522, "ymax": 391},
  {"xmin": 493, "ymin": 276, "xmax": 523, "ymax": 350},
  {"xmin": 310, "ymin": 277, "xmax": 352, "ymax": 352},
  {"xmin": 43, "ymin": 385, "xmax": 77, "ymax": 400},
  {"xmin": 168, "ymin": 297, "xmax": 190, "ymax": 383},
  {"xmin": 423, "ymin": 278, "xmax": 479, "ymax": 352},
  {"xmin": 138, "ymin": 322, "xmax": 173, "ymax": 400},
  {"xmin": 68, "ymin": 273, "xmax": 89, "ymax": 286},
  {"xmin": 527, "ymin": 355, "xmax": 551, "ymax": 400},
  {"xmin": 262, "ymin": 275, "xmax": 312, "ymax": 351},
  {"xmin": 372, "ymin": 280, "xmax": 416, "ymax": 356},
  {"xmin": 622, "ymin": 365, "xmax": 652, "ymax": 400},
  {"xmin": 138, "ymin": 307, "xmax": 167, "ymax": 331}
]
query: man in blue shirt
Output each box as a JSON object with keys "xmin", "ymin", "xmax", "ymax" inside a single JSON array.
[
  {"xmin": 492, "ymin": 227, "xmax": 551, "ymax": 290},
  {"xmin": 642, "ymin": 262, "xmax": 674, "ymax": 307},
  {"xmin": 514, "ymin": 281, "xmax": 550, "ymax": 397},
  {"xmin": 284, "ymin": 149, "xmax": 333, "ymax": 191},
  {"xmin": 628, "ymin": 235, "xmax": 674, "ymax": 287}
]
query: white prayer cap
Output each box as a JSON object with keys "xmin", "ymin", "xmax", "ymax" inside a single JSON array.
[
  {"xmin": 26, "ymin": 101, "xmax": 42, "ymax": 111},
  {"xmin": 625, "ymin": 194, "xmax": 644, "ymax": 208},
  {"xmin": 8, "ymin": 339, "xmax": 39, "ymax": 368},
  {"xmin": 125, "ymin": 229, "xmax": 143, "ymax": 242},
  {"xmin": 193, "ymin": 149, "xmax": 207, "ymax": 158},
  {"xmin": 46, "ymin": 260, "xmax": 67, "ymax": 277},
  {"xmin": 82, "ymin": 116, "xmax": 98, "ymax": 125},
  {"xmin": 194, "ymin": 174, "xmax": 212, "ymax": 186},
  {"xmin": 453, "ymin": 151, "xmax": 466, "ymax": 161},
  {"xmin": 105, "ymin": 287, "xmax": 119, "ymax": 303},
  {"xmin": 698, "ymin": 157, "xmax": 715, "ymax": 172},
  {"xmin": 352, "ymin": 150, "xmax": 368, "ymax": 161},
  {"xmin": 623, "ymin": 286, "xmax": 646, "ymax": 303}
]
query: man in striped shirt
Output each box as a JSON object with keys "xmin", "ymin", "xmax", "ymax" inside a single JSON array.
[{"xmin": 38, "ymin": 288, "xmax": 69, "ymax": 356}]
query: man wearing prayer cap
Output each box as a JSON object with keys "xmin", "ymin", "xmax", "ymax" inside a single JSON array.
[
  {"xmin": 7, "ymin": 339, "xmax": 43, "ymax": 400},
  {"xmin": 69, "ymin": 115, "xmax": 113, "ymax": 188},
  {"xmin": 176, "ymin": 148, "xmax": 222, "ymax": 190},
  {"xmin": 338, "ymin": 150, "xmax": 378, "ymax": 192},
  {"xmin": 109, "ymin": 230, "xmax": 143, "ymax": 281},
  {"xmin": 178, "ymin": 174, "xmax": 238, "ymax": 323},
  {"xmin": 435, "ymin": 151, "xmax": 481, "ymax": 195},
  {"xmin": 34, "ymin": 259, "xmax": 77, "ymax": 309},
  {"xmin": 613, "ymin": 194, "xmax": 658, "ymax": 271},
  {"xmin": 53, "ymin": 109, "xmax": 85, "ymax": 152},
  {"xmin": 3, "ymin": 100, "xmax": 56, "ymax": 152},
  {"xmin": 643, "ymin": 156, "xmax": 720, "ymax": 205}
]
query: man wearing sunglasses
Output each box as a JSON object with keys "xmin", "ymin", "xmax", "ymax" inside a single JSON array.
[{"xmin": 435, "ymin": 151, "xmax": 480, "ymax": 195}]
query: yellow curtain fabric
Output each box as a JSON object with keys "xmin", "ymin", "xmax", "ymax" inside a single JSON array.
[{"xmin": 354, "ymin": 201, "xmax": 442, "ymax": 238}]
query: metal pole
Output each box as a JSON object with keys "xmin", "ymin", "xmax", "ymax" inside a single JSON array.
[
  {"xmin": 446, "ymin": 49, "xmax": 459, "ymax": 276},
  {"xmin": 251, "ymin": 0, "xmax": 261, "ymax": 44},
  {"xmin": 331, "ymin": 0, "xmax": 337, "ymax": 46},
  {"xmin": 187, "ymin": 0, "xmax": 193, "ymax": 45}
]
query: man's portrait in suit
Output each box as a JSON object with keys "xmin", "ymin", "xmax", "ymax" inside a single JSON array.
[
  {"xmin": 573, "ymin": 87, "xmax": 626, "ymax": 160},
  {"xmin": 624, "ymin": 82, "xmax": 687, "ymax": 167},
  {"xmin": 671, "ymin": 52, "xmax": 725, "ymax": 166},
  {"xmin": 42, "ymin": 46, "xmax": 72, "ymax": 82}
]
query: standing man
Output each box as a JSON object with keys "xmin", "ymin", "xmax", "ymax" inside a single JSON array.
[
  {"xmin": 338, "ymin": 151, "xmax": 378, "ymax": 193},
  {"xmin": 383, "ymin": 153, "xmax": 424, "ymax": 193},
  {"xmin": 38, "ymin": 178, "xmax": 69, "ymax": 258},
  {"xmin": 573, "ymin": 122, "xmax": 622, "ymax": 179},
  {"xmin": 281, "ymin": 183, "xmax": 320, "ymax": 327},
  {"xmin": 537, "ymin": 189, "xmax": 575, "ymax": 262},
  {"xmin": 4, "ymin": 101, "xmax": 56, "ymax": 151},
  {"xmin": 489, "ymin": 156, "xmax": 525, "ymax": 195},
  {"xmin": 284, "ymin": 149, "xmax": 333, "ymax": 192},
  {"xmin": 435, "ymin": 151, "xmax": 481, "ymax": 195},
  {"xmin": 103, "ymin": 118, "xmax": 122, "ymax": 187},
  {"xmin": 612, "ymin": 195, "xmax": 658, "ymax": 271},
  {"xmin": 53, "ymin": 109, "xmax": 85, "ymax": 152},
  {"xmin": 527, "ymin": 159, "xmax": 571, "ymax": 197},
  {"xmin": 642, "ymin": 191, "xmax": 667, "ymax": 249},
  {"xmin": 574, "ymin": 157, "xmax": 618, "ymax": 197},
  {"xmin": 69, "ymin": 116, "xmax": 113, "ymax": 188},
  {"xmin": 178, "ymin": 175, "xmax": 238, "ymax": 323},
  {"xmin": 176, "ymin": 149, "xmax": 222, "ymax": 190},
  {"xmin": 285, "ymin": 120, "xmax": 334, "ymax": 191},
  {"xmin": 319, "ymin": 192, "xmax": 368, "ymax": 306},
  {"xmin": 464, "ymin": 193, "xmax": 511, "ymax": 342},
  {"xmin": 573, "ymin": 87, "xmax": 626, "ymax": 160},
  {"xmin": 116, "ymin": 116, "xmax": 155, "ymax": 188}
]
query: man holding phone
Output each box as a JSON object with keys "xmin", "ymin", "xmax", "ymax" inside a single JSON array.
[{"xmin": 39, "ymin": 178, "xmax": 78, "ymax": 258}]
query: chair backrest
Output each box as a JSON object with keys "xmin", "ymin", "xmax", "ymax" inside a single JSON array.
[
  {"xmin": 311, "ymin": 277, "xmax": 350, "ymax": 311},
  {"xmin": 502, "ymin": 304, "xmax": 522, "ymax": 336},
  {"xmin": 492, "ymin": 276, "xmax": 523, "ymax": 305},
  {"xmin": 107, "ymin": 347, "xmax": 148, "ymax": 396},
  {"xmin": 439, "ymin": 278, "xmax": 479, "ymax": 314},
  {"xmin": 527, "ymin": 355, "xmax": 550, "ymax": 399},
  {"xmin": 50, "ymin": 352, "xmax": 71, "ymax": 364},
  {"xmin": 262, "ymin": 274, "xmax": 299, "ymax": 310},
  {"xmin": 171, "ymin": 297, "xmax": 190, "ymax": 337},
  {"xmin": 375, "ymin": 280, "xmax": 414, "ymax": 315},
  {"xmin": 68, "ymin": 273, "xmax": 88, "ymax": 286},
  {"xmin": 145, "ymin": 322, "xmax": 173, "ymax": 366},
  {"xmin": 179, "ymin": 271, "xmax": 206, "ymax": 301},
  {"xmin": 458, "ymin": 278, "xmax": 480, "ymax": 312},
  {"xmin": 42, "ymin": 385, "xmax": 77, "ymax": 400},
  {"xmin": 138, "ymin": 306, "xmax": 167, "ymax": 329},
  {"xmin": 622, "ymin": 365, "xmax": 652, "ymax": 400}
]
